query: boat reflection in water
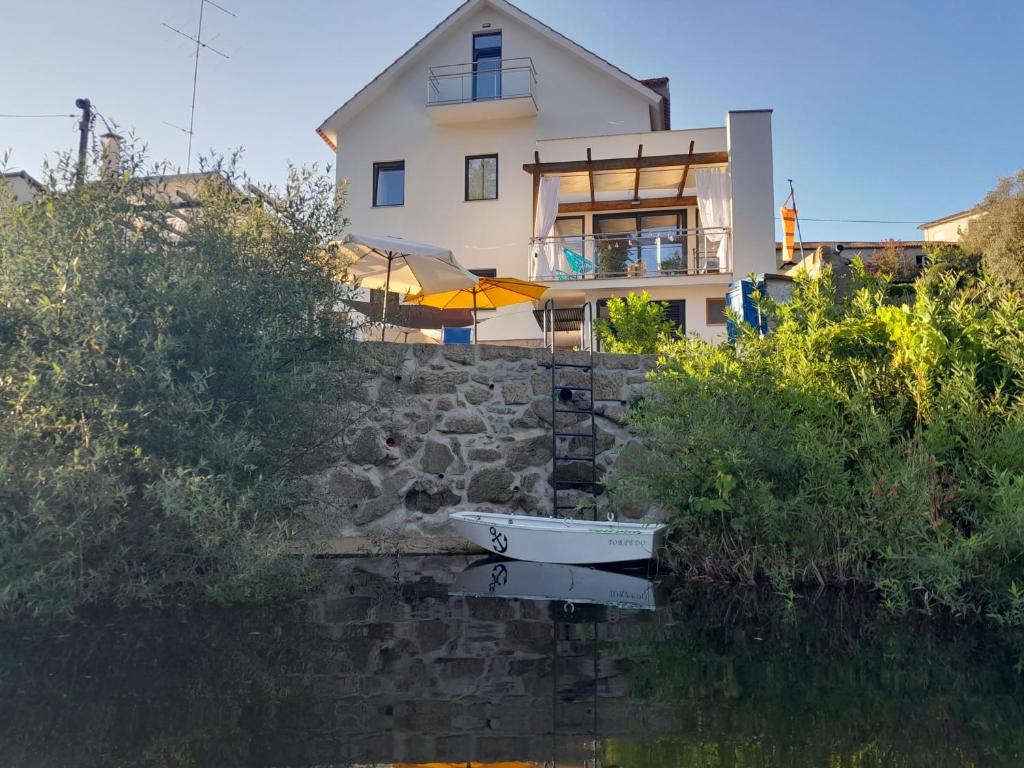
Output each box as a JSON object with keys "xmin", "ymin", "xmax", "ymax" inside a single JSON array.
[{"xmin": 449, "ymin": 558, "xmax": 661, "ymax": 611}]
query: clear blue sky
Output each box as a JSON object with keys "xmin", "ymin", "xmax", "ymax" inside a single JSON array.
[{"xmin": 2, "ymin": 0, "xmax": 1022, "ymax": 241}]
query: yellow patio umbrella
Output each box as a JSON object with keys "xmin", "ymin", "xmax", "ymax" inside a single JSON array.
[{"xmin": 407, "ymin": 276, "xmax": 548, "ymax": 342}]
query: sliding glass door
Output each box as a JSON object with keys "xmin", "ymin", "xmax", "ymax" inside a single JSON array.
[{"xmin": 593, "ymin": 210, "xmax": 687, "ymax": 276}]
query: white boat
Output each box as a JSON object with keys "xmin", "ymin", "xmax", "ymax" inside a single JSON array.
[
  {"xmin": 449, "ymin": 510, "xmax": 668, "ymax": 565},
  {"xmin": 450, "ymin": 559, "xmax": 659, "ymax": 610}
]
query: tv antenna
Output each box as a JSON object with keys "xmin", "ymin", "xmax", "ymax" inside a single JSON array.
[{"xmin": 163, "ymin": 0, "xmax": 235, "ymax": 172}]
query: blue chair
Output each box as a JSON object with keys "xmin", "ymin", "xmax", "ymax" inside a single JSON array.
[
  {"xmin": 553, "ymin": 269, "xmax": 572, "ymax": 281},
  {"xmin": 442, "ymin": 326, "xmax": 472, "ymax": 344},
  {"xmin": 563, "ymin": 247, "xmax": 595, "ymax": 277}
]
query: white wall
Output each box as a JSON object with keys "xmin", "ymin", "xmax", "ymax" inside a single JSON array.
[
  {"xmin": 921, "ymin": 212, "xmax": 979, "ymax": 243},
  {"xmin": 0, "ymin": 175, "xmax": 40, "ymax": 204},
  {"xmin": 726, "ymin": 110, "xmax": 776, "ymax": 276}
]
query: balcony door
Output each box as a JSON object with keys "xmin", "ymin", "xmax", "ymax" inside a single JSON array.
[
  {"xmin": 593, "ymin": 210, "xmax": 687, "ymax": 277},
  {"xmin": 472, "ymin": 32, "xmax": 502, "ymax": 101}
]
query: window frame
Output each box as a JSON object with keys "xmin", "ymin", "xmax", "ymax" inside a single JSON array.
[
  {"xmin": 372, "ymin": 160, "xmax": 405, "ymax": 207},
  {"xmin": 705, "ymin": 296, "xmax": 727, "ymax": 326},
  {"xmin": 464, "ymin": 154, "xmax": 499, "ymax": 201}
]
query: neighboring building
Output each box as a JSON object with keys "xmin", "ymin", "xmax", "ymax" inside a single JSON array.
[
  {"xmin": 918, "ymin": 208, "xmax": 981, "ymax": 243},
  {"xmin": 0, "ymin": 170, "xmax": 44, "ymax": 204},
  {"xmin": 778, "ymin": 240, "xmax": 931, "ymax": 275},
  {"xmin": 316, "ymin": 0, "xmax": 776, "ymax": 345}
]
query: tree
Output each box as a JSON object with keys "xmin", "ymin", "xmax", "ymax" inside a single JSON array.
[
  {"xmin": 962, "ymin": 169, "xmax": 1024, "ymax": 287},
  {"xmin": 595, "ymin": 291, "xmax": 677, "ymax": 354},
  {"xmin": 0, "ymin": 148, "xmax": 357, "ymax": 618},
  {"xmin": 863, "ymin": 239, "xmax": 917, "ymax": 280}
]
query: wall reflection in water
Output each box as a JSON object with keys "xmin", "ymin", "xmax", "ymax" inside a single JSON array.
[{"xmin": 1, "ymin": 555, "xmax": 1023, "ymax": 767}]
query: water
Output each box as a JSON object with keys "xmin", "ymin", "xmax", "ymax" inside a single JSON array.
[{"xmin": 2, "ymin": 555, "xmax": 1023, "ymax": 767}]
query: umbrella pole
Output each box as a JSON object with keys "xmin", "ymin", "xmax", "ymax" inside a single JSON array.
[
  {"xmin": 472, "ymin": 289, "xmax": 478, "ymax": 344},
  {"xmin": 381, "ymin": 254, "xmax": 393, "ymax": 342}
]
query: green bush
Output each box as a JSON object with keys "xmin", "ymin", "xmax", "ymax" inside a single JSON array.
[
  {"xmin": 0, "ymin": 152, "xmax": 356, "ymax": 619},
  {"xmin": 610, "ymin": 264, "xmax": 1024, "ymax": 623},
  {"xmin": 595, "ymin": 291, "xmax": 677, "ymax": 354}
]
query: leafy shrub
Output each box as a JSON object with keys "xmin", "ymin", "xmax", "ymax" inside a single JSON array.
[
  {"xmin": 962, "ymin": 169, "xmax": 1024, "ymax": 288},
  {"xmin": 610, "ymin": 264, "xmax": 1024, "ymax": 623},
  {"xmin": 0, "ymin": 151, "xmax": 356, "ymax": 619},
  {"xmin": 595, "ymin": 291, "xmax": 677, "ymax": 354}
]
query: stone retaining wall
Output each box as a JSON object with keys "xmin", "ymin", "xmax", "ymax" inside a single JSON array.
[{"xmin": 302, "ymin": 342, "xmax": 657, "ymax": 551}]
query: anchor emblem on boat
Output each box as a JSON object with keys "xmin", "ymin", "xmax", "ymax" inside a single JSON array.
[
  {"xmin": 488, "ymin": 563, "xmax": 508, "ymax": 591},
  {"xmin": 488, "ymin": 525, "xmax": 508, "ymax": 553}
]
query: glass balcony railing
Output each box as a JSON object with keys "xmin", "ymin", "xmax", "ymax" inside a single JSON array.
[
  {"xmin": 427, "ymin": 57, "xmax": 537, "ymax": 106},
  {"xmin": 528, "ymin": 228, "xmax": 731, "ymax": 281}
]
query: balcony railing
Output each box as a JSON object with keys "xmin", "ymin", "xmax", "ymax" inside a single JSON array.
[
  {"xmin": 427, "ymin": 57, "xmax": 537, "ymax": 106},
  {"xmin": 529, "ymin": 228, "xmax": 731, "ymax": 281}
]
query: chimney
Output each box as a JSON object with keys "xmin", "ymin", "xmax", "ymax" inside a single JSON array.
[{"xmin": 100, "ymin": 132, "xmax": 123, "ymax": 179}]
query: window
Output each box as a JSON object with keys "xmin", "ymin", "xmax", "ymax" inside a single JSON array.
[
  {"xmin": 465, "ymin": 155, "xmax": 498, "ymax": 201},
  {"xmin": 469, "ymin": 268, "xmax": 497, "ymax": 278},
  {"xmin": 706, "ymin": 297, "xmax": 727, "ymax": 325},
  {"xmin": 472, "ymin": 32, "xmax": 502, "ymax": 100},
  {"xmin": 373, "ymin": 161, "xmax": 404, "ymax": 207}
]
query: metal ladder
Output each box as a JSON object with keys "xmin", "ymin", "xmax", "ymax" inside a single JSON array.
[{"xmin": 543, "ymin": 298, "xmax": 599, "ymax": 520}]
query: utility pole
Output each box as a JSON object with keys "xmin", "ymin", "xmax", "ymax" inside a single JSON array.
[{"xmin": 74, "ymin": 98, "xmax": 92, "ymax": 186}]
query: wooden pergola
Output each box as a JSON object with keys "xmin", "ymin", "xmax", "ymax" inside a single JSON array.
[{"xmin": 524, "ymin": 143, "xmax": 728, "ymax": 225}]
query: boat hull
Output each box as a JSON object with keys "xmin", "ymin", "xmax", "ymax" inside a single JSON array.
[{"xmin": 450, "ymin": 511, "xmax": 668, "ymax": 564}]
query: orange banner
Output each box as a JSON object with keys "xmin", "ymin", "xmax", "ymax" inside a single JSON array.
[{"xmin": 781, "ymin": 204, "xmax": 797, "ymax": 262}]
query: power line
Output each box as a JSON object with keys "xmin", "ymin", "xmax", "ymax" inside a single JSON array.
[
  {"xmin": 776, "ymin": 216, "xmax": 928, "ymax": 225},
  {"xmin": 0, "ymin": 113, "xmax": 76, "ymax": 118}
]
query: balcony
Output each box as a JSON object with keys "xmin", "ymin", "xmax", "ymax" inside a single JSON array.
[
  {"xmin": 426, "ymin": 58, "xmax": 538, "ymax": 124},
  {"xmin": 529, "ymin": 228, "xmax": 731, "ymax": 282}
]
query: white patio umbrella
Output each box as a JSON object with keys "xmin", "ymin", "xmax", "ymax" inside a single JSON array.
[{"xmin": 336, "ymin": 233, "xmax": 478, "ymax": 340}]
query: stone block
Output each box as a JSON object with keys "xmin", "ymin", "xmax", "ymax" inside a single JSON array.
[
  {"xmin": 461, "ymin": 384, "xmax": 493, "ymax": 405},
  {"xmin": 595, "ymin": 402, "xmax": 629, "ymax": 425},
  {"xmin": 413, "ymin": 370, "xmax": 470, "ymax": 394},
  {"xmin": 479, "ymin": 345, "xmax": 533, "ymax": 361},
  {"xmin": 437, "ymin": 408, "xmax": 487, "ymax": 434},
  {"xmin": 468, "ymin": 447, "xmax": 502, "ymax": 462},
  {"xmin": 328, "ymin": 468, "xmax": 381, "ymax": 505},
  {"xmin": 346, "ymin": 425, "xmax": 392, "ymax": 466},
  {"xmin": 420, "ymin": 438, "xmax": 454, "ymax": 474},
  {"xmin": 501, "ymin": 381, "xmax": 531, "ymax": 404},
  {"xmin": 404, "ymin": 478, "xmax": 459, "ymax": 514},
  {"xmin": 440, "ymin": 344, "xmax": 477, "ymax": 365},
  {"xmin": 506, "ymin": 434, "xmax": 551, "ymax": 470},
  {"xmin": 467, "ymin": 467, "xmax": 515, "ymax": 503}
]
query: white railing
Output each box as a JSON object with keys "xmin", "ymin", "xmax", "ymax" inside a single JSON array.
[
  {"xmin": 528, "ymin": 228, "xmax": 731, "ymax": 281},
  {"xmin": 427, "ymin": 57, "xmax": 537, "ymax": 106}
]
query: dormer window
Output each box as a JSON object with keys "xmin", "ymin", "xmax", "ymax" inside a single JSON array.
[{"xmin": 472, "ymin": 32, "xmax": 502, "ymax": 100}]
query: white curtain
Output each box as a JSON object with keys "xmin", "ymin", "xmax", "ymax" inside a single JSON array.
[
  {"xmin": 533, "ymin": 176, "xmax": 560, "ymax": 278},
  {"xmin": 694, "ymin": 167, "xmax": 732, "ymax": 271}
]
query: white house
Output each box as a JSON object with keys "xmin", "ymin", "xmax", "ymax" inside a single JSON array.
[
  {"xmin": 316, "ymin": 0, "xmax": 777, "ymax": 345},
  {"xmin": 0, "ymin": 171, "xmax": 43, "ymax": 204},
  {"xmin": 918, "ymin": 207, "xmax": 981, "ymax": 243}
]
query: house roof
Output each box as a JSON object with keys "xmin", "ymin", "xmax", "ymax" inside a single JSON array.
[
  {"xmin": 917, "ymin": 207, "xmax": 979, "ymax": 230},
  {"xmin": 1, "ymin": 170, "xmax": 44, "ymax": 191},
  {"xmin": 315, "ymin": 0, "xmax": 666, "ymax": 150}
]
